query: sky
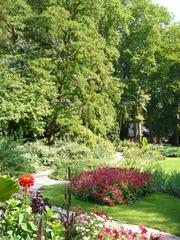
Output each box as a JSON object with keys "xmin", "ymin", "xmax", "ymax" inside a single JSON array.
[{"xmin": 153, "ymin": 0, "xmax": 180, "ymax": 22}]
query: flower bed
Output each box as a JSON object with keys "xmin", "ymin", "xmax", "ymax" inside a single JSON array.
[
  {"xmin": 73, "ymin": 211, "xmax": 164, "ymax": 240},
  {"xmin": 71, "ymin": 167, "xmax": 151, "ymax": 205}
]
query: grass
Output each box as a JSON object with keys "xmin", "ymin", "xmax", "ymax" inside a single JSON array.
[
  {"xmin": 162, "ymin": 157, "xmax": 180, "ymax": 173},
  {"xmin": 42, "ymin": 184, "xmax": 180, "ymax": 236}
]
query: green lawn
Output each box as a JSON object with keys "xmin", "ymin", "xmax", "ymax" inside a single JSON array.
[
  {"xmin": 42, "ymin": 184, "xmax": 180, "ymax": 236},
  {"xmin": 162, "ymin": 157, "xmax": 180, "ymax": 173}
]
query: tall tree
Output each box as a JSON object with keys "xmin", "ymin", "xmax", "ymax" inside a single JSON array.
[
  {"xmin": 116, "ymin": 0, "xmax": 171, "ymax": 141},
  {"xmin": 146, "ymin": 23, "xmax": 180, "ymax": 144}
]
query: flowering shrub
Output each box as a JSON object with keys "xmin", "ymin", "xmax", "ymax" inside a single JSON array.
[
  {"xmin": 71, "ymin": 167, "xmax": 151, "ymax": 205},
  {"xmin": 73, "ymin": 212, "xmax": 164, "ymax": 240}
]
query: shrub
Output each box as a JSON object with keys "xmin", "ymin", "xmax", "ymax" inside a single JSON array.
[
  {"xmin": 123, "ymin": 144, "xmax": 164, "ymax": 163},
  {"xmin": 153, "ymin": 145, "xmax": 180, "ymax": 158},
  {"xmin": 151, "ymin": 170, "xmax": 180, "ymax": 198},
  {"xmin": 0, "ymin": 136, "xmax": 116, "ymax": 179},
  {"xmin": 116, "ymin": 140, "xmax": 164, "ymax": 174},
  {"xmin": 71, "ymin": 167, "xmax": 151, "ymax": 205},
  {"xmin": 50, "ymin": 139, "xmax": 116, "ymax": 180},
  {"xmin": 0, "ymin": 138, "xmax": 37, "ymax": 176}
]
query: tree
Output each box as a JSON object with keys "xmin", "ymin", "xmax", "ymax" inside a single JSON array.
[
  {"xmin": 116, "ymin": 0, "xmax": 171, "ymax": 141},
  {"xmin": 146, "ymin": 23, "xmax": 180, "ymax": 144}
]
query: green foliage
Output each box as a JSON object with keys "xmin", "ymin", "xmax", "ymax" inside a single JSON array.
[
  {"xmin": 116, "ymin": 140, "xmax": 164, "ymax": 174},
  {"xmin": 146, "ymin": 24, "xmax": 180, "ymax": 144},
  {"xmin": 0, "ymin": 0, "xmax": 179, "ymax": 147},
  {"xmin": 117, "ymin": 0, "xmax": 171, "ymax": 137},
  {"xmin": 0, "ymin": 0, "xmax": 126, "ymax": 140},
  {"xmin": 0, "ymin": 136, "xmax": 116, "ymax": 177},
  {"xmin": 151, "ymin": 170, "xmax": 180, "ymax": 198},
  {"xmin": 0, "ymin": 177, "xmax": 19, "ymax": 202},
  {"xmin": 0, "ymin": 199, "xmax": 65, "ymax": 239},
  {"xmin": 0, "ymin": 199, "xmax": 37, "ymax": 239},
  {"xmin": 140, "ymin": 137, "xmax": 148, "ymax": 151},
  {"xmin": 0, "ymin": 137, "xmax": 36, "ymax": 176},
  {"xmin": 50, "ymin": 139, "xmax": 116, "ymax": 180},
  {"xmin": 154, "ymin": 145, "xmax": 180, "ymax": 157}
]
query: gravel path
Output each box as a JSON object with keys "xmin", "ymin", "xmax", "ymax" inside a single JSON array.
[{"xmin": 31, "ymin": 169, "xmax": 69, "ymax": 192}]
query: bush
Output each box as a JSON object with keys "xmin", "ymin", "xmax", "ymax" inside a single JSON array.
[
  {"xmin": 24, "ymin": 141, "xmax": 59, "ymax": 166},
  {"xmin": 122, "ymin": 143, "xmax": 164, "ymax": 163},
  {"xmin": 50, "ymin": 139, "xmax": 116, "ymax": 180},
  {"xmin": 115, "ymin": 140, "xmax": 164, "ymax": 173},
  {"xmin": 0, "ymin": 136, "xmax": 116, "ymax": 179},
  {"xmin": 153, "ymin": 145, "xmax": 180, "ymax": 158},
  {"xmin": 71, "ymin": 167, "xmax": 151, "ymax": 206},
  {"xmin": 0, "ymin": 138, "xmax": 37, "ymax": 176},
  {"xmin": 151, "ymin": 170, "xmax": 180, "ymax": 198}
]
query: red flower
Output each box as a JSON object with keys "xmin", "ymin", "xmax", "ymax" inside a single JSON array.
[
  {"xmin": 121, "ymin": 227, "xmax": 127, "ymax": 236},
  {"xmin": 97, "ymin": 231, "xmax": 103, "ymax": 239},
  {"xmin": 141, "ymin": 236, "xmax": 148, "ymax": 240},
  {"xmin": 104, "ymin": 226, "xmax": 112, "ymax": 235},
  {"xmin": 19, "ymin": 175, "xmax": 34, "ymax": 188},
  {"xmin": 113, "ymin": 228, "xmax": 120, "ymax": 239},
  {"xmin": 71, "ymin": 167, "xmax": 151, "ymax": 205},
  {"xmin": 138, "ymin": 224, "xmax": 148, "ymax": 234}
]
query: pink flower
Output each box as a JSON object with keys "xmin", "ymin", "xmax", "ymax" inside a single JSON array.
[
  {"xmin": 97, "ymin": 231, "xmax": 103, "ymax": 239},
  {"xmin": 141, "ymin": 236, "xmax": 148, "ymax": 240},
  {"xmin": 113, "ymin": 228, "xmax": 120, "ymax": 239},
  {"xmin": 139, "ymin": 224, "xmax": 148, "ymax": 234},
  {"xmin": 104, "ymin": 226, "xmax": 112, "ymax": 235},
  {"xmin": 121, "ymin": 227, "xmax": 127, "ymax": 236}
]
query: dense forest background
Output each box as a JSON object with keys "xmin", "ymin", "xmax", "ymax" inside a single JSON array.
[{"xmin": 0, "ymin": 0, "xmax": 179, "ymax": 145}]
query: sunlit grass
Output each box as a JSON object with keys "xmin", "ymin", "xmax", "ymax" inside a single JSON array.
[{"xmin": 162, "ymin": 157, "xmax": 180, "ymax": 173}]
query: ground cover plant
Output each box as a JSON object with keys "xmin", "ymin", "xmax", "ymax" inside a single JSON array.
[{"xmin": 71, "ymin": 167, "xmax": 151, "ymax": 206}]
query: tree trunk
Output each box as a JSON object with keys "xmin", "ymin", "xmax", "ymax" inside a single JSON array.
[{"xmin": 137, "ymin": 122, "xmax": 142, "ymax": 142}]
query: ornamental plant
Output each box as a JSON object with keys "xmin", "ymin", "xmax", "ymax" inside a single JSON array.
[
  {"xmin": 73, "ymin": 212, "xmax": 121, "ymax": 240},
  {"xmin": 73, "ymin": 212, "xmax": 164, "ymax": 240},
  {"xmin": 71, "ymin": 167, "xmax": 151, "ymax": 205},
  {"xmin": 0, "ymin": 176, "xmax": 19, "ymax": 202},
  {"xmin": 0, "ymin": 198, "xmax": 65, "ymax": 240},
  {"xmin": 19, "ymin": 175, "xmax": 34, "ymax": 188}
]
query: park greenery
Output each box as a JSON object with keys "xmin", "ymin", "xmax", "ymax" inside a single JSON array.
[
  {"xmin": 0, "ymin": 0, "xmax": 180, "ymax": 239},
  {"xmin": 0, "ymin": 0, "xmax": 179, "ymax": 145}
]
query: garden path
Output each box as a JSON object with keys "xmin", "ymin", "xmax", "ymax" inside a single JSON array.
[
  {"xmin": 31, "ymin": 151, "xmax": 123, "ymax": 192},
  {"xmin": 31, "ymin": 169, "xmax": 69, "ymax": 192}
]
